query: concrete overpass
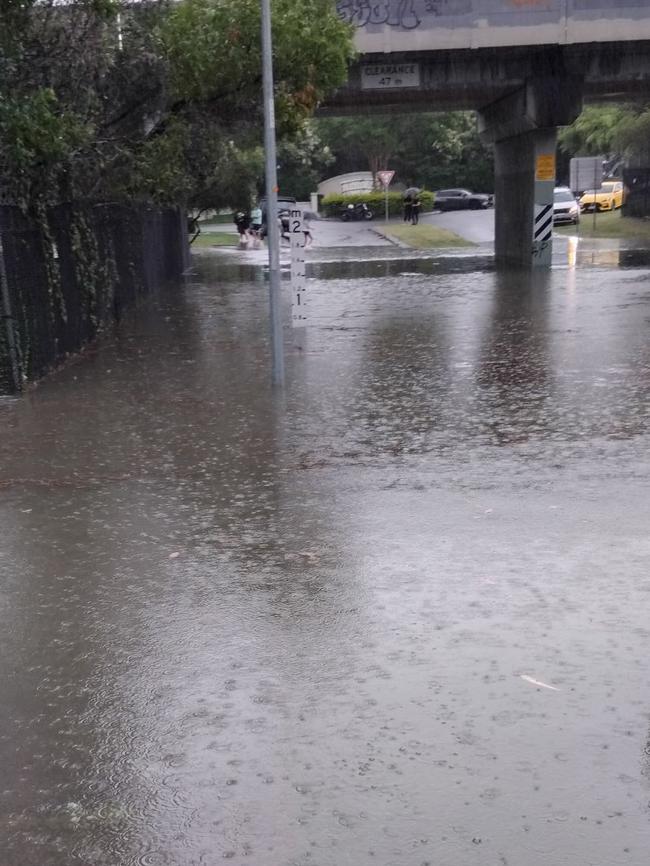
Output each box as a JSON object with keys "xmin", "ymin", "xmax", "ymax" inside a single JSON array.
[{"xmin": 326, "ymin": 1, "xmax": 650, "ymax": 268}]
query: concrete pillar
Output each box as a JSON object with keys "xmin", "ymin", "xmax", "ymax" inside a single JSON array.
[
  {"xmin": 493, "ymin": 128, "xmax": 557, "ymax": 269},
  {"xmin": 479, "ymin": 75, "xmax": 581, "ymax": 269},
  {"xmin": 532, "ymin": 129, "xmax": 557, "ymax": 268}
]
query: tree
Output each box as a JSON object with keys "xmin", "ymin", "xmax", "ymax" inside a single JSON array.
[
  {"xmin": 389, "ymin": 112, "xmax": 493, "ymax": 192},
  {"xmin": 315, "ymin": 116, "xmax": 403, "ymax": 183},
  {"xmin": 316, "ymin": 112, "xmax": 494, "ymax": 191},
  {"xmin": 277, "ymin": 122, "xmax": 335, "ymax": 200},
  {"xmin": 617, "ymin": 108, "xmax": 650, "ymax": 165},
  {"xmin": 0, "ymin": 0, "xmax": 354, "ymax": 212},
  {"xmin": 0, "ymin": 0, "xmax": 122, "ymax": 207},
  {"xmin": 558, "ymin": 105, "xmax": 632, "ymax": 158},
  {"xmin": 558, "ymin": 103, "xmax": 650, "ymax": 168}
]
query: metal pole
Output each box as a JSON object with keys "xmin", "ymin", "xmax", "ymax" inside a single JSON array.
[
  {"xmin": 0, "ymin": 235, "xmax": 21, "ymax": 393},
  {"xmin": 261, "ymin": 0, "xmax": 285, "ymax": 387},
  {"xmin": 385, "ymin": 185, "xmax": 389, "ymax": 224},
  {"xmin": 592, "ymin": 161, "xmax": 597, "ymax": 236}
]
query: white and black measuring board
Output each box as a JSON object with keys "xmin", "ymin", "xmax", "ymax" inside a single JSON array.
[{"xmin": 289, "ymin": 208, "xmax": 307, "ymax": 327}]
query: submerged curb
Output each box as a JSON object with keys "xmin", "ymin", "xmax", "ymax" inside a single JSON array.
[{"xmin": 370, "ymin": 227, "xmax": 410, "ymax": 248}]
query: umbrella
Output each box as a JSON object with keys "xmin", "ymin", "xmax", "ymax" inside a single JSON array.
[{"xmin": 404, "ymin": 187, "xmax": 420, "ymax": 197}]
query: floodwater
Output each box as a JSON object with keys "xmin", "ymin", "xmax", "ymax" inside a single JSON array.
[{"xmin": 1, "ymin": 249, "xmax": 649, "ymax": 866}]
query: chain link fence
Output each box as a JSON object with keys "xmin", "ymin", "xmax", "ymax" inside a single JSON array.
[{"xmin": 0, "ymin": 204, "xmax": 189, "ymax": 394}]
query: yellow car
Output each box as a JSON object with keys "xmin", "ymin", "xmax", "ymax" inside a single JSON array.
[{"xmin": 580, "ymin": 181, "xmax": 624, "ymax": 213}]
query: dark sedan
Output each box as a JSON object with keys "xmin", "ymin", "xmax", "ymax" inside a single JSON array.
[{"xmin": 435, "ymin": 188, "xmax": 493, "ymax": 212}]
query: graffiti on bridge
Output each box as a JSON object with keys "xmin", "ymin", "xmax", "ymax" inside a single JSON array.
[
  {"xmin": 336, "ymin": 1, "xmax": 473, "ymax": 29},
  {"xmin": 532, "ymin": 239, "xmax": 550, "ymax": 261},
  {"xmin": 336, "ymin": 0, "xmax": 420, "ymax": 29}
]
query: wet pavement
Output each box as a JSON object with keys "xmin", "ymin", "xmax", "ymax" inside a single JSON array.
[
  {"xmin": 203, "ymin": 208, "xmax": 393, "ymax": 252},
  {"xmin": 422, "ymin": 209, "xmax": 495, "ymax": 245},
  {"xmin": 1, "ymin": 246, "xmax": 650, "ymax": 866}
]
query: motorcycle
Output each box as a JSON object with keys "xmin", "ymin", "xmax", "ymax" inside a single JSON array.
[{"xmin": 340, "ymin": 202, "xmax": 373, "ymax": 222}]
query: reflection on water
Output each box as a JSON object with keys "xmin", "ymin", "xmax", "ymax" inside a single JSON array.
[
  {"xmin": 1, "ymin": 256, "xmax": 650, "ymax": 865},
  {"xmin": 193, "ymin": 253, "xmax": 495, "ymax": 285},
  {"xmin": 575, "ymin": 247, "xmax": 650, "ymax": 268},
  {"xmin": 474, "ymin": 271, "xmax": 552, "ymax": 445},
  {"xmin": 309, "ymin": 254, "xmax": 493, "ymax": 281}
]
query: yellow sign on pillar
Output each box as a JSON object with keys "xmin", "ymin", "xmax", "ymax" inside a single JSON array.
[{"xmin": 536, "ymin": 154, "xmax": 556, "ymax": 182}]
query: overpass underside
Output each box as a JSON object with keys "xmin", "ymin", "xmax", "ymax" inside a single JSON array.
[
  {"xmin": 322, "ymin": 40, "xmax": 650, "ymax": 268},
  {"xmin": 322, "ymin": 42, "xmax": 650, "ymax": 115}
]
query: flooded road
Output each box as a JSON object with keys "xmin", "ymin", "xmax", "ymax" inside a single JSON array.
[{"xmin": 1, "ymin": 250, "xmax": 649, "ymax": 865}]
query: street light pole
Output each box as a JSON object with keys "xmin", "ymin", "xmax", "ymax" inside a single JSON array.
[{"xmin": 261, "ymin": 0, "xmax": 285, "ymax": 387}]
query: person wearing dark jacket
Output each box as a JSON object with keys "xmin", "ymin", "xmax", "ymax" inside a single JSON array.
[
  {"xmin": 411, "ymin": 194, "xmax": 421, "ymax": 225},
  {"xmin": 403, "ymin": 194, "xmax": 413, "ymax": 223},
  {"xmin": 234, "ymin": 211, "xmax": 251, "ymax": 242}
]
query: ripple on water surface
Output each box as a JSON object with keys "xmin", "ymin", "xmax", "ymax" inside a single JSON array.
[{"xmin": 1, "ymin": 256, "xmax": 650, "ymax": 866}]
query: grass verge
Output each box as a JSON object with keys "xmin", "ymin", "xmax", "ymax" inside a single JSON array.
[
  {"xmin": 197, "ymin": 213, "xmax": 235, "ymax": 225},
  {"xmin": 555, "ymin": 210, "xmax": 650, "ymax": 241},
  {"xmin": 191, "ymin": 231, "xmax": 238, "ymax": 249},
  {"xmin": 382, "ymin": 224, "xmax": 473, "ymax": 249}
]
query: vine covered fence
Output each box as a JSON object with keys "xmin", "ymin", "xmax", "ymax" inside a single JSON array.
[{"xmin": 0, "ymin": 204, "xmax": 188, "ymax": 394}]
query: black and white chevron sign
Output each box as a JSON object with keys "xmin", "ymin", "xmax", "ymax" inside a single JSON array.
[{"xmin": 533, "ymin": 204, "xmax": 553, "ymax": 243}]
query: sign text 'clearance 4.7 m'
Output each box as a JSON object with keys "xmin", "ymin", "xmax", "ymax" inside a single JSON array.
[{"xmin": 361, "ymin": 63, "xmax": 420, "ymax": 90}]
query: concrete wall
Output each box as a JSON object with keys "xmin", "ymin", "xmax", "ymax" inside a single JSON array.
[
  {"xmin": 317, "ymin": 172, "xmax": 374, "ymax": 196},
  {"xmin": 338, "ymin": 1, "xmax": 650, "ymax": 54}
]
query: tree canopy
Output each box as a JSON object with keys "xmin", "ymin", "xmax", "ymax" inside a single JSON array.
[
  {"xmin": 558, "ymin": 103, "xmax": 650, "ymax": 168},
  {"xmin": 0, "ymin": 0, "xmax": 354, "ymax": 212},
  {"xmin": 315, "ymin": 112, "xmax": 494, "ymax": 192}
]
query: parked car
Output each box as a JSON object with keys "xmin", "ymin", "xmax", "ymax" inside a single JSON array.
[
  {"xmin": 259, "ymin": 195, "xmax": 297, "ymax": 239},
  {"xmin": 579, "ymin": 180, "xmax": 624, "ymax": 213},
  {"xmin": 435, "ymin": 188, "xmax": 493, "ymax": 211},
  {"xmin": 553, "ymin": 187, "xmax": 580, "ymax": 226},
  {"xmin": 259, "ymin": 195, "xmax": 297, "ymax": 220}
]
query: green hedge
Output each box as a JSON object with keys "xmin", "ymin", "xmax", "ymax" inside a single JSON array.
[{"xmin": 321, "ymin": 190, "xmax": 435, "ymax": 218}]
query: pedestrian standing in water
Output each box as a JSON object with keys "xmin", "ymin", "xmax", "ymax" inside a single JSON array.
[
  {"xmin": 234, "ymin": 211, "xmax": 251, "ymax": 246},
  {"xmin": 303, "ymin": 213, "xmax": 313, "ymax": 249},
  {"xmin": 250, "ymin": 204, "xmax": 263, "ymax": 249},
  {"xmin": 411, "ymin": 193, "xmax": 421, "ymax": 225},
  {"xmin": 279, "ymin": 212, "xmax": 291, "ymax": 245},
  {"xmin": 250, "ymin": 205, "xmax": 262, "ymax": 237}
]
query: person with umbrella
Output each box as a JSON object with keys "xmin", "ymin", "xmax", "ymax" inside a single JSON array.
[
  {"xmin": 404, "ymin": 187, "xmax": 421, "ymax": 223},
  {"xmin": 403, "ymin": 190, "xmax": 413, "ymax": 223},
  {"xmin": 410, "ymin": 190, "xmax": 422, "ymax": 225}
]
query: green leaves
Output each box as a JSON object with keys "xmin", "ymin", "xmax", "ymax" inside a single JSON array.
[
  {"xmin": 160, "ymin": 0, "xmax": 353, "ymax": 122},
  {"xmin": 277, "ymin": 120, "xmax": 334, "ymax": 199},
  {"xmin": 0, "ymin": 89, "xmax": 92, "ymax": 206},
  {"xmin": 558, "ymin": 103, "xmax": 650, "ymax": 169},
  {"xmin": 0, "ymin": 0, "xmax": 354, "ymax": 211},
  {"xmin": 321, "ymin": 191, "xmax": 435, "ymax": 218},
  {"xmin": 558, "ymin": 105, "xmax": 632, "ymax": 158},
  {"xmin": 316, "ymin": 112, "xmax": 494, "ymax": 193},
  {"xmin": 0, "ymin": 90, "xmax": 89, "ymax": 162},
  {"xmin": 616, "ymin": 108, "xmax": 650, "ymax": 165}
]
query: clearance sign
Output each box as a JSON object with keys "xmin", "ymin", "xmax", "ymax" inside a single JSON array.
[{"xmin": 361, "ymin": 63, "xmax": 421, "ymax": 90}]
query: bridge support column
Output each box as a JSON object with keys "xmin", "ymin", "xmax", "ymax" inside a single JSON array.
[
  {"xmin": 479, "ymin": 76, "xmax": 583, "ymax": 269},
  {"xmin": 493, "ymin": 128, "xmax": 556, "ymax": 269}
]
